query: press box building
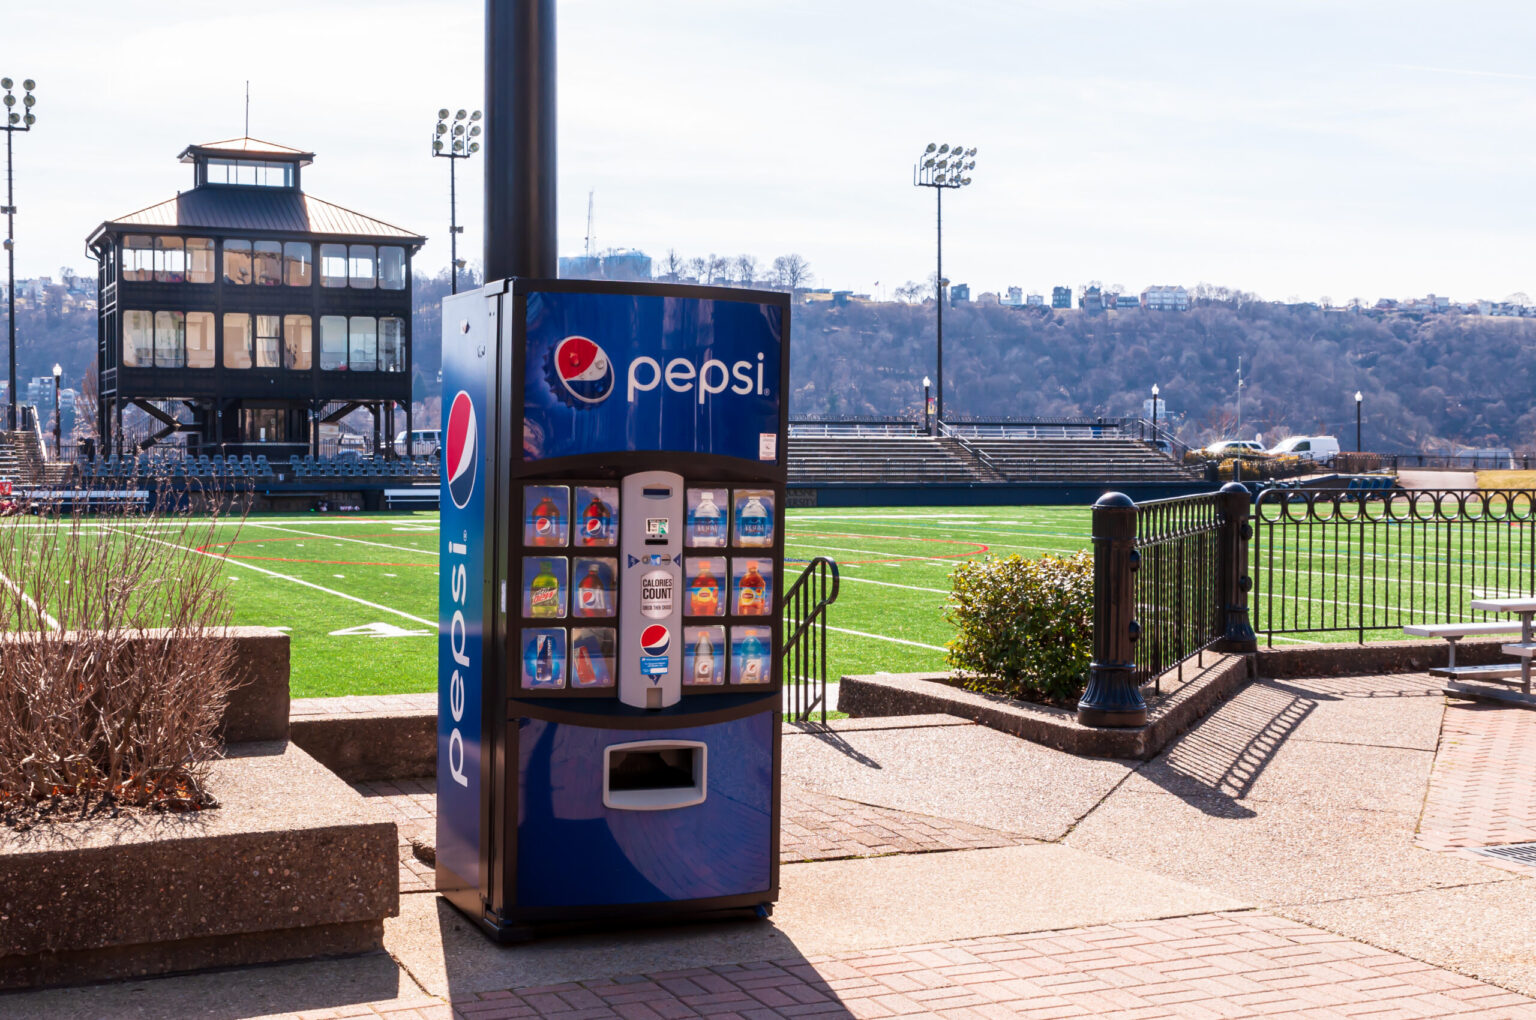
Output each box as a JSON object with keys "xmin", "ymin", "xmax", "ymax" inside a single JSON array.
[{"xmin": 86, "ymin": 137, "xmax": 426, "ymax": 456}]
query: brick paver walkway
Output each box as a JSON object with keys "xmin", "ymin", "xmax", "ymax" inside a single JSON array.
[
  {"xmin": 1417, "ymin": 700, "xmax": 1536, "ymax": 873},
  {"xmin": 355, "ymin": 779, "xmax": 1030, "ymax": 892},
  {"xmin": 434, "ymin": 911, "xmax": 1536, "ymax": 1019}
]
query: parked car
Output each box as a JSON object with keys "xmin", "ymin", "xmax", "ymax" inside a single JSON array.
[
  {"xmin": 394, "ymin": 429, "xmax": 441, "ymax": 457},
  {"xmin": 1266, "ymin": 435, "xmax": 1340, "ymax": 464},
  {"xmin": 1204, "ymin": 440, "xmax": 1264, "ymax": 456}
]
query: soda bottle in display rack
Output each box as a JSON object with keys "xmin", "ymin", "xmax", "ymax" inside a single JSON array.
[
  {"xmin": 576, "ymin": 564, "xmax": 608, "ymax": 617},
  {"xmin": 581, "ymin": 495, "xmax": 612, "ymax": 546},
  {"xmin": 693, "ymin": 491, "xmax": 723, "ymax": 544},
  {"xmin": 690, "ymin": 563, "xmax": 720, "ymax": 615},
  {"xmin": 739, "ymin": 634, "xmax": 767, "ymax": 683},
  {"xmin": 693, "ymin": 632, "xmax": 716, "ymax": 684},
  {"xmin": 530, "ymin": 495, "xmax": 563, "ymax": 546},
  {"xmin": 737, "ymin": 495, "xmax": 771, "ymax": 547},
  {"xmin": 737, "ymin": 561, "xmax": 766, "ymax": 615},
  {"xmin": 530, "ymin": 561, "xmax": 561, "ymax": 617},
  {"xmin": 534, "ymin": 634, "xmax": 555, "ymax": 686}
]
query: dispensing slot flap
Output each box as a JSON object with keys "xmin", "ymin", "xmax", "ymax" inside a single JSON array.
[{"xmin": 603, "ymin": 740, "xmax": 707, "ymax": 811}]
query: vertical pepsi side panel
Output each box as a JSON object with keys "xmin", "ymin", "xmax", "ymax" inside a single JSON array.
[{"xmin": 437, "ymin": 287, "xmax": 496, "ymax": 908}]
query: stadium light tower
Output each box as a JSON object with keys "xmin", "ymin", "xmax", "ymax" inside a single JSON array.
[
  {"xmin": 433, "ymin": 107, "xmax": 482, "ymax": 294},
  {"xmin": 3, "ymin": 77, "xmax": 37, "ymax": 432},
  {"xmin": 912, "ymin": 142, "xmax": 976, "ymax": 427}
]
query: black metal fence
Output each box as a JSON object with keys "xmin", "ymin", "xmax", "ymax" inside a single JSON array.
[
  {"xmin": 1252, "ymin": 488, "xmax": 1536, "ymax": 641},
  {"xmin": 782, "ymin": 555, "xmax": 841, "ymax": 724}
]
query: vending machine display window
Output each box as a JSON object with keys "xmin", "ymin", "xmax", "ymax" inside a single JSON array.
[
  {"xmin": 730, "ymin": 626, "xmax": 773, "ymax": 684},
  {"xmin": 574, "ymin": 485, "xmax": 619, "ymax": 547},
  {"xmin": 570, "ymin": 627, "xmax": 617, "ymax": 688},
  {"xmin": 683, "ymin": 625, "xmax": 726, "ymax": 685},
  {"xmin": 524, "ymin": 485, "xmax": 570, "ymax": 547},
  {"xmin": 571, "ymin": 556, "xmax": 618, "ymax": 618},
  {"xmin": 684, "ymin": 556, "xmax": 727, "ymax": 617},
  {"xmin": 521, "ymin": 557, "xmax": 568, "ymax": 619},
  {"xmin": 731, "ymin": 558, "xmax": 773, "ymax": 617},
  {"xmin": 732, "ymin": 489, "xmax": 775, "ymax": 548},
  {"xmin": 520, "ymin": 628, "xmax": 566, "ymax": 690},
  {"xmin": 686, "ymin": 488, "xmax": 729, "ymax": 547}
]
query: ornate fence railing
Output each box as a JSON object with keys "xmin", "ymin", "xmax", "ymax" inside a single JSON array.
[
  {"xmin": 1251, "ymin": 488, "xmax": 1536, "ymax": 642},
  {"xmin": 782, "ymin": 555, "xmax": 841, "ymax": 724}
]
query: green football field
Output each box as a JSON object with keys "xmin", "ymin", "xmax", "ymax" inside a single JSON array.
[{"xmin": 40, "ymin": 503, "xmax": 1524, "ymax": 698}]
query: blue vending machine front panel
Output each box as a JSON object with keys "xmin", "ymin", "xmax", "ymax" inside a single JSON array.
[
  {"xmin": 437, "ymin": 288, "xmax": 493, "ymax": 899},
  {"xmin": 515, "ymin": 710, "xmax": 774, "ymax": 906}
]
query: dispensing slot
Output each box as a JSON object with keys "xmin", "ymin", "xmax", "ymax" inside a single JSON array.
[{"xmin": 603, "ymin": 740, "xmax": 707, "ymax": 810}]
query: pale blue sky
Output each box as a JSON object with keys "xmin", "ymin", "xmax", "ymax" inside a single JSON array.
[{"xmin": 10, "ymin": 0, "xmax": 1536, "ymax": 303}]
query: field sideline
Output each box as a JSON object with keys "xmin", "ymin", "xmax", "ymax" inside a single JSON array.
[{"xmin": 18, "ymin": 504, "xmax": 1523, "ymax": 698}]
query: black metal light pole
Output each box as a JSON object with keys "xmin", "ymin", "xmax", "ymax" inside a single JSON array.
[
  {"xmin": 486, "ymin": 0, "xmax": 557, "ymax": 281},
  {"xmin": 912, "ymin": 143, "xmax": 976, "ymax": 428},
  {"xmin": 1355, "ymin": 390, "xmax": 1363, "ymax": 452},
  {"xmin": 50, "ymin": 362, "xmax": 59, "ymax": 458},
  {"xmin": 922, "ymin": 375, "xmax": 932, "ymax": 434},
  {"xmin": 432, "ymin": 108, "xmax": 481, "ymax": 294},
  {"xmin": 2, "ymin": 78, "xmax": 36, "ymax": 433}
]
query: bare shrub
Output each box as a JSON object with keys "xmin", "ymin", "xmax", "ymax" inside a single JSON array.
[{"xmin": 0, "ymin": 484, "xmax": 244, "ymax": 826}]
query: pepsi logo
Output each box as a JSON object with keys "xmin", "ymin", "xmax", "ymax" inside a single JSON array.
[
  {"xmin": 445, "ymin": 390, "xmax": 477, "ymax": 510},
  {"xmin": 551, "ymin": 335, "xmax": 614, "ymax": 406},
  {"xmin": 640, "ymin": 625, "xmax": 670, "ymax": 657}
]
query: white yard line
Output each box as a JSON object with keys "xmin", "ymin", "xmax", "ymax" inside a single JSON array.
[
  {"xmin": 116, "ymin": 528, "xmax": 436, "ymax": 627},
  {"xmin": 0, "ymin": 567, "xmax": 59, "ymax": 630},
  {"xmin": 244, "ymin": 520, "xmax": 435, "ymax": 558},
  {"xmin": 824, "ymin": 624, "xmax": 948, "ymax": 652}
]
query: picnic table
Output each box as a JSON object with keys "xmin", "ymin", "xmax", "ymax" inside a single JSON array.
[{"xmin": 1468, "ymin": 596, "xmax": 1536, "ymax": 695}]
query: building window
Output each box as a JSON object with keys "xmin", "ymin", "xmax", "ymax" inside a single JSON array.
[
  {"xmin": 154, "ymin": 311, "xmax": 186, "ymax": 368},
  {"xmin": 186, "ymin": 238, "xmax": 215, "ymax": 284},
  {"xmin": 380, "ymin": 317, "xmax": 405, "ymax": 371},
  {"xmin": 284, "ymin": 314, "xmax": 312, "ymax": 370},
  {"xmin": 186, "ymin": 311, "xmax": 215, "ymax": 368},
  {"xmin": 349, "ymin": 316, "xmax": 377, "ymax": 370},
  {"xmin": 319, "ymin": 244, "xmax": 348, "ymax": 288},
  {"xmin": 153, "ymin": 237, "xmax": 186, "ymax": 283},
  {"xmin": 123, "ymin": 310, "xmax": 153, "ymax": 366},
  {"xmin": 320, "ymin": 315, "xmax": 348, "ymax": 369},
  {"xmin": 255, "ymin": 314, "xmax": 282, "ymax": 368},
  {"xmin": 283, "ymin": 242, "xmax": 312, "ymax": 287},
  {"xmin": 254, "ymin": 241, "xmax": 283, "ymax": 286},
  {"xmin": 122, "ymin": 236, "xmax": 154, "ymax": 283},
  {"xmin": 223, "ymin": 312, "xmax": 252, "ymax": 369},
  {"xmin": 379, "ymin": 247, "xmax": 406, "ymax": 290},
  {"xmin": 223, "ymin": 240, "xmax": 252, "ymax": 286},
  {"xmin": 348, "ymin": 245, "xmax": 377, "ymax": 290}
]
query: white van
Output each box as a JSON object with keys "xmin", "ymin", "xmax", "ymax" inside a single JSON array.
[
  {"xmin": 394, "ymin": 429, "xmax": 441, "ymax": 457},
  {"xmin": 1267, "ymin": 435, "xmax": 1340, "ymax": 464}
]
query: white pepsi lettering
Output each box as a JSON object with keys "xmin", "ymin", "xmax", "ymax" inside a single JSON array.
[
  {"xmin": 731, "ymin": 361, "xmax": 753, "ymax": 394},
  {"xmin": 757, "ymin": 352, "xmax": 765, "ymax": 395},
  {"xmin": 627, "ymin": 356, "xmax": 661, "ymax": 400},
  {"xmin": 448, "ymin": 728, "xmax": 468, "ymax": 787},
  {"xmin": 698, "ymin": 360, "xmax": 729, "ymax": 403},
  {"xmin": 451, "ymin": 609, "xmax": 470, "ymax": 668},
  {"xmin": 664, "ymin": 358, "xmax": 695, "ymax": 392},
  {"xmin": 451, "ymin": 563, "xmax": 467, "ymax": 603}
]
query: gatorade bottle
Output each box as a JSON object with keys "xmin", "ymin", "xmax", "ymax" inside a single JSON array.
[
  {"xmin": 575, "ymin": 564, "xmax": 608, "ymax": 617},
  {"xmin": 529, "ymin": 561, "xmax": 561, "ymax": 617},
  {"xmin": 693, "ymin": 491, "xmax": 724, "ymax": 546},
  {"xmin": 737, "ymin": 495, "xmax": 771, "ymax": 547},
  {"xmin": 581, "ymin": 495, "xmax": 612, "ymax": 546},
  {"xmin": 737, "ymin": 561, "xmax": 766, "ymax": 615},
  {"xmin": 530, "ymin": 494, "xmax": 563, "ymax": 547},
  {"xmin": 534, "ymin": 634, "xmax": 556, "ymax": 687},
  {"xmin": 739, "ymin": 635, "xmax": 767, "ymax": 683},
  {"xmin": 693, "ymin": 632, "xmax": 716, "ymax": 684},
  {"xmin": 690, "ymin": 563, "xmax": 720, "ymax": 616}
]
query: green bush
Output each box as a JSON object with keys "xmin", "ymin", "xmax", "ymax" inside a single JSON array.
[{"xmin": 945, "ymin": 551, "xmax": 1093, "ymax": 705}]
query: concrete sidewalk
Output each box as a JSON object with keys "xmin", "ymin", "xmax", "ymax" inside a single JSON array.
[{"xmin": 7, "ymin": 671, "xmax": 1536, "ymax": 1018}]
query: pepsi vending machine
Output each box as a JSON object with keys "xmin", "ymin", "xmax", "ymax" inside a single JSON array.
[{"xmin": 438, "ymin": 279, "xmax": 789, "ymax": 939}]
